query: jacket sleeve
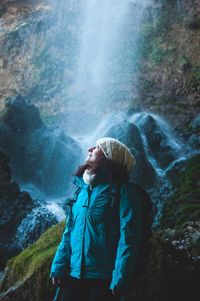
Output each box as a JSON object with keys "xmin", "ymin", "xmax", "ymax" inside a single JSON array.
[
  {"xmin": 110, "ymin": 184, "xmax": 142, "ymax": 290},
  {"xmin": 50, "ymin": 207, "xmax": 73, "ymax": 278}
]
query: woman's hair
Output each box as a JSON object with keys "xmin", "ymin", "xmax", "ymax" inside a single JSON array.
[{"xmin": 74, "ymin": 152, "xmax": 129, "ymax": 185}]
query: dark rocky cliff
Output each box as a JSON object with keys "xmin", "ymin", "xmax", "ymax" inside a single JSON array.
[
  {"xmin": 134, "ymin": 0, "xmax": 200, "ymax": 137},
  {"xmin": 0, "ymin": 148, "xmax": 34, "ymax": 269}
]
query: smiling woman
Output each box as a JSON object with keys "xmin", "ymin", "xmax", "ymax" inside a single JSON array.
[{"xmin": 50, "ymin": 137, "xmax": 141, "ymax": 301}]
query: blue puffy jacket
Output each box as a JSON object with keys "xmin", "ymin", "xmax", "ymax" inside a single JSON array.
[{"xmin": 50, "ymin": 173, "xmax": 142, "ymax": 290}]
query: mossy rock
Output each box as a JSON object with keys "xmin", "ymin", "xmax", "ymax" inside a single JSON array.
[
  {"xmin": 161, "ymin": 154, "xmax": 200, "ymax": 233},
  {"xmin": 178, "ymin": 56, "xmax": 191, "ymax": 71},
  {"xmin": 0, "ymin": 221, "xmax": 65, "ymax": 301},
  {"xmin": 133, "ymin": 231, "xmax": 200, "ymax": 301},
  {"xmin": 186, "ymin": 66, "xmax": 200, "ymax": 90}
]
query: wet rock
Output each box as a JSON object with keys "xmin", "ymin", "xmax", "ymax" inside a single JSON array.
[
  {"xmin": 165, "ymin": 158, "xmax": 186, "ymax": 184},
  {"xmin": 138, "ymin": 114, "xmax": 178, "ymax": 168},
  {"xmin": 0, "ymin": 97, "xmax": 82, "ymax": 196},
  {"xmin": 0, "ymin": 148, "xmax": 35, "ymax": 270},
  {"xmin": 3, "ymin": 96, "xmax": 44, "ymax": 136},
  {"xmin": 106, "ymin": 120, "xmax": 156, "ymax": 189},
  {"xmin": 0, "ymin": 122, "xmax": 14, "ymax": 155},
  {"xmin": 188, "ymin": 134, "xmax": 200, "ymax": 148},
  {"xmin": 23, "ymin": 126, "xmax": 82, "ymax": 196},
  {"xmin": 15, "ymin": 206, "xmax": 57, "ymax": 249},
  {"xmin": 190, "ymin": 113, "xmax": 200, "ymax": 133}
]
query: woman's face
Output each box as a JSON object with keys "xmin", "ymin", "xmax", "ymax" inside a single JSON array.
[{"xmin": 85, "ymin": 145, "xmax": 104, "ymax": 164}]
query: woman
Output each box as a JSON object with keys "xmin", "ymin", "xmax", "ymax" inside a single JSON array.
[{"xmin": 50, "ymin": 137, "xmax": 142, "ymax": 301}]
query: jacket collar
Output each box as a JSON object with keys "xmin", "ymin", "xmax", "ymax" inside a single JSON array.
[
  {"xmin": 73, "ymin": 176, "xmax": 87, "ymax": 188},
  {"xmin": 73, "ymin": 168, "xmax": 112, "ymax": 189}
]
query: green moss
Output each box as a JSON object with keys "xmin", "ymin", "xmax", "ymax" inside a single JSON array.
[
  {"xmin": 161, "ymin": 154, "xmax": 200, "ymax": 230},
  {"xmin": 149, "ymin": 42, "xmax": 164, "ymax": 64},
  {"xmin": 178, "ymin": 56, "xmax": 191, "ymax": 71},
  {"xmin": 156, "ymin": 96, "xmax": 188, "ymax": 108},
  {"xmin": 192, "ymin": 66, "xmax": 200, "ymax": 80},
  {"xmin": 186, "ymin": 65, "xmax": 200, "ymax": 90},
  {"xmin": 0, "ymin": 221, "xmax": 65, "ymax": 292},
  {"xmin": 149, "ymin": 39, "xmax": 176, "ymax": 65},
  {"xmin": 174, "ymin": 204, "xmax": 200, "ymax": 228}
]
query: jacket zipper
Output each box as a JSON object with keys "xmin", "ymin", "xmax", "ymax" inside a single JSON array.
[{"xmin": 80, "ymin": 184, "xmax": 92, "ymax": 277}]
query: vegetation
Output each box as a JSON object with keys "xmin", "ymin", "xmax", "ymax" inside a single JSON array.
[
  {"xmin": 0, "ymin": 221, "xmax": 65, "ymax": 300},
  {"xmin": 186, "ymin": 65, "xmax": 200, "ymax": 90},
  {"xmin": 161, "ymin": 154, "xmax": 200, "ymax": 234}
]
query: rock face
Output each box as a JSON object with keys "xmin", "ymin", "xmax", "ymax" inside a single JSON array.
[
  {"xmin": 0, "ymin": 97, "xmax": 82, "ymax": 196},
  {"xmin": 133, "ymin": 0, "xmax": 200, "ymax": 138},
  {"xmin": 0, "ymin": 0, "xmax": 77, "ymax": 120},
  {"xmin": 0, "ymin": 148, "xmax": 34, "ymax": 270}
]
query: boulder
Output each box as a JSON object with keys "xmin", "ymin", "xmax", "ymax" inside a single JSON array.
[
  {"xmin": 106, "ymin": 120, "xmax": 156, "ymax": 189},
  {"xmin": 0, "ymin": 97, "xmax": 82, "ymax": 196},
  {"xmin": 2, "ymin": 96, "xmax": 44, "ymax": 136},
  {"xmin": 23, "ymin": 127, "xmax": 82, "ymax": 196},
  {"xmin": 15, "ymin": 206, "xmax": 57, "ymax": 249},
  {"xmin": 138, "ymin": 114, "xmax": 178, "ymax": 169}
]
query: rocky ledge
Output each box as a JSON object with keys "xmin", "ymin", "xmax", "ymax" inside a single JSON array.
[{"xmin": 0, "ymin": 148, "xmax": 34, "ymax": 270}]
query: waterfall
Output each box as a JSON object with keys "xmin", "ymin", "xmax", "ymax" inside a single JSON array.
[{"xmin": 36, "ymin": 0, "xmax": 154, "ymax": 136}]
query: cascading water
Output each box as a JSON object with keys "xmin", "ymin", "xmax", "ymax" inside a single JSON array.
[{"xmin": 43, "ymin": 0, "xmax": 154, "ymax": 136}]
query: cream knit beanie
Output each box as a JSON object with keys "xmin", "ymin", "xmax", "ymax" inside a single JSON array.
[{"xmin": 96, "ymin": 137, "xmax": 136, "ymax": 172}]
